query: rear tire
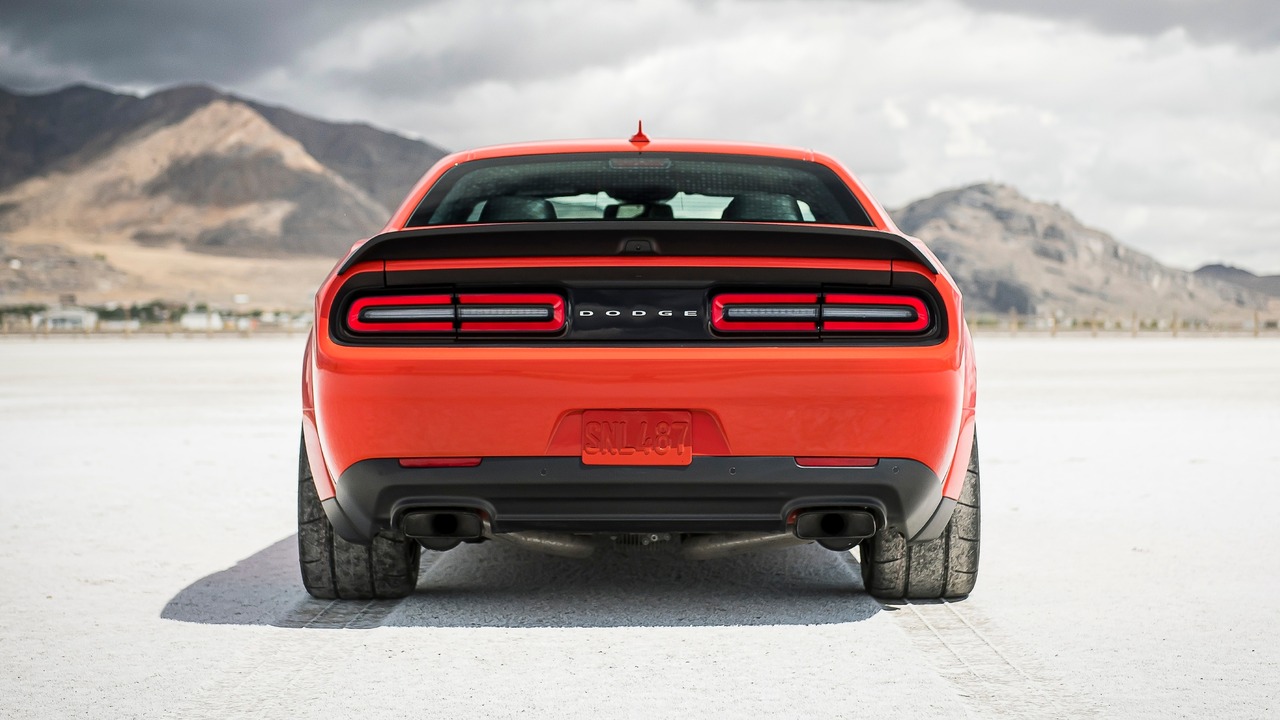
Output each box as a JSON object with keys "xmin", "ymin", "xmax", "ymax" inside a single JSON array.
[
  {"xmin": 860, "ymin": 435, "xmax": 980, "ymax": 599},
  {"xmin": 297, "ymin": 433, "xmax": 420, "ymax": 599}
]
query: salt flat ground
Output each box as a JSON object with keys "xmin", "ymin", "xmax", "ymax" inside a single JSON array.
[{"xmin": 1, "ymin": 336, "xmax": 1277, "ymax": 719}]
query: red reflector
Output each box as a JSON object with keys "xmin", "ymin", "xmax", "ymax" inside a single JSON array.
[
  {"xmin": 457, "ymin": 292, "xmax": 566, "ymax": 333},
  {"xmin": 712, "ymin": 292, "xmax": 820, "ymax": 333},
  {"xmin": 822, "ymin": 294, "xmax": 929, "ymax": 333},
  {"xmin": 794, "ymin": 457, "xmax": 879, "ymax": 468},
  {"xmin": 398, "ymin": 457, "xmax": 483, "ymax": 468},
  {"xmin": 348, "ymin": 294, "xmax": 453, "ymax": 333}
]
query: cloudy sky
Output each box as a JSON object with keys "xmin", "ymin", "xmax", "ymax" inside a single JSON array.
[{"xmin": 2, "ymin": 0, "xmax": 1278, "ymax": 272}]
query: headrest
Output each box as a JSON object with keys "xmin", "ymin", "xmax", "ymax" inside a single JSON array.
[
  {"xmin": 721, "ymin": 192, "xmax": 802, "ymax": 222},
  {"xmin": 644, "ymin": 203, "xmax": 673, "ymax": 219},
  {"xmin": 479, "ymin": 196, "xmax": 556, "ymax": 222},
  {"xmin": 602, "ymin": 203, "xmax": 673, "ymax": 220}
]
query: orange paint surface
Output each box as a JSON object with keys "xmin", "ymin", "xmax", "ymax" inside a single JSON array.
[
  {"xmin": 307, "ymin": 139, "xmax": 978, "ymax": 496},
  {"xmin": 309, "ymin": 264, "xmax": 971, "ymax": 485}
]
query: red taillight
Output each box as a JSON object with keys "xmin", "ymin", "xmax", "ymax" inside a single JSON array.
[
  {"xmin": 457, "ymin": 293, "xmax": 565, "ymax": 333},
  {"xmin": 710, "ymin": 292, "xmax": 930, "ymax": 335},
  {"xmin": 823, "ymin": 294, "xmax": 929, "ymax": 333},
  {"xmin": 348, "ymin": 294, "xmax": 453, "ymax": 333},
  {"xmin": 347, "ymin": 293, "xmax": 566, "ymax": 335},
  {"xmin": 711, "ymin": 292, "xmax": 819, "ymax": 332}
]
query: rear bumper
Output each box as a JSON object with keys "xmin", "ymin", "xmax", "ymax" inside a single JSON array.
[{"xmin": 322, "ymin": 455, "xmax": 949, "ymax": 545}]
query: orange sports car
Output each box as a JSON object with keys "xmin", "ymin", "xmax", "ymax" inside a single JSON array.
[{"xmin": 299, "ymin": 132, "xmax": 979, "ymax": 600}]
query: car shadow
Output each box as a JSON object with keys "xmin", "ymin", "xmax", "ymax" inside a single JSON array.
[{"xmin": 162, "ymin": 535, "xmax": 882, "ymax": 629}]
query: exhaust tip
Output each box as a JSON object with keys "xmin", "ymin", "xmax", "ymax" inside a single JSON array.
[
  {"xmin": 794, "ymin": 509, "xmax": 878, "ymax": 543},
  {"xmin": 401, "ymin": 510, "xmax": 483, "ymax": 541}
]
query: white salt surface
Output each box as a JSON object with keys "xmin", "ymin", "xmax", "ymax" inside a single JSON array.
[{"xmin": 1, "ymin": 335, "xmax": 1277, "ymax": 718}]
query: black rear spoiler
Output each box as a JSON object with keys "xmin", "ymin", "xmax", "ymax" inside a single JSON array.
[{"xmin": 338, "ymin": 221, "xmax": 936, "ymax": 275}]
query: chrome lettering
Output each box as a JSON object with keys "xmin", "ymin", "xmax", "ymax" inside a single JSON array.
[{"xmin": 575, "ymin": 307, "xmax": 699, "ymax": 319}]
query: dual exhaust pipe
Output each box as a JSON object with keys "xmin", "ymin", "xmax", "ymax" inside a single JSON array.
[
  {"xmin": 399, "ymin": 507, "xmax": 879, "ymax": 560},
  {"xmin": 683, "ymin": 509, "xmax": 879, "ymax": 558}
]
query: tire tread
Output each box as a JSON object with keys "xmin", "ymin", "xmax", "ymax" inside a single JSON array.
[
  {"xmin": 296, "ymin": 432, "xmax": 420, "ymax": 600},
  {"xmin": 860, "ymin": 435, "xmax": 981, "ymax": 600}
]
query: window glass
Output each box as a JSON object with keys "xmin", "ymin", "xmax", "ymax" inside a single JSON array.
[{"xmin": 406, "ymin": 153, "xmax": 872, "ymax": 227}]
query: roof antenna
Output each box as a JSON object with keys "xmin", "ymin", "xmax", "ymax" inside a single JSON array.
[{"xmin": 628, "ymin": 120, "xmax": 650, "ymax": 146}]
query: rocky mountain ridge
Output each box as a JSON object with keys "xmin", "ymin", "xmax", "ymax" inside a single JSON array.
[
  {"xmin": 1192, "ymin": 264, "xmax": 1280, "ymax": 299},
  {"xmin": 0, "ymin": 83, "xmax": 446, "ymax": 210},
  {"xmin": 890, "ymin": 183, "xmax": 1271, "ymax": 319},
  {"xmin": 0, "ymin": 83, "xmax": 446, "ymax": 306},
  {"xmin": 0, "ymin": 83, "xmax": 1270, "ymax": 316}
]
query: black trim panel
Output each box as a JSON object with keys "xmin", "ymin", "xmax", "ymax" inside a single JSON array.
[
  {"xmin": 324, "ymin": 456, "xmax": 948, "ymax": 545},
  {"xmin": 327, "ymin": 267, "xmax": 948, "ymax": 348},
  {"xmin": 386, "ymin": 265, "xmax": 892, "ymax": 288},
  {"xmin": 337, "ymin": 222, "xmax": 937, "ymax": 275},
  {"xmin": 909, "ymin": 497, "xmax": 958, "ymax": 544}
]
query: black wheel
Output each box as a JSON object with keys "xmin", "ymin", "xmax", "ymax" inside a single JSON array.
[
  {"xmin": 860, "ymin": 435, "xmax": 980, "ymax": 599},
  {"xmin": 297, "ymin": 433, "xmax": 420, "ymax": 599}
]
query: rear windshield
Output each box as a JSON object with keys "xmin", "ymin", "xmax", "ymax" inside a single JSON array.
[{"xmin": 405, "ymin": 153, "xmax": 873, "ymax": 227}]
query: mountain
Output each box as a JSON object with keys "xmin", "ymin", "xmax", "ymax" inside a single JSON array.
[
  {"xmin": 1193, "ymin": 264, "xmax": 1280, "ymax": 299},
  {"xmin": 0, "ymin": 238, "xmax": 128, "ymax": 298},
  {"xmin": 891, "ymin": 183, "xmax": 1271, "ymax": 320},
  {"xmin": 0, "ymin": 84, "xmax": 1270, "ymax": 315},
  {"xmin": 0, "ymin": 83, "xmax": 447, "ymax": 307},
  {"xmin": 0, "ymin": 83, "xmax": 446, "ymax": 212}
]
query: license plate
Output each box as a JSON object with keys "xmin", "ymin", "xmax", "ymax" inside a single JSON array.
[{"xmin": 581, "ymin": 410, "xmax": 693, "ymax": 466}]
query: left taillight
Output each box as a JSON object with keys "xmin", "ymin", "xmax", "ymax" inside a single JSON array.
[
  {"xmin": 457, "ymin": 293, "xmax": 565, "ymax": 333},
  {"xmin": 346, "ymin": 292, "xmax": 566, "ymax": 336},
  {"xmin": 348, "ymin": 294, "xmax": 454, "ymax": 334}
]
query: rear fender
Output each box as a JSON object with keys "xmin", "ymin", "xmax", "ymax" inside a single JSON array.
[
  {"xmin": 301, "ymin": 330, "xmax": 337, "ymax": 501},
  {"xmin": 940, "ymin": 322, "xmax": 978, "ymax": 500}
]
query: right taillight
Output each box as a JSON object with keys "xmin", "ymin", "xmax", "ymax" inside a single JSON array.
[
  {"xmin": 711, "ymin": 292, "xmax": 931, "ymax": 335},
  {"xmin": 821, "ymin": 293, "xmax": 930, "ymax": 333},
  {"xmin": 711, "ymin": 292, "xmax": 820, "ymax": 333}
]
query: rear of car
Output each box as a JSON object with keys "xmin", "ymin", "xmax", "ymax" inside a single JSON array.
[{"xmin": 298, "ymin": 139, "xmax": 979, "ymax": 601}]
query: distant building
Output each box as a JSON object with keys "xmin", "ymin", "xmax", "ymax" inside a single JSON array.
[
  {"xmin": 179, "ymin": 312, "xmax": 224, "ymax": 331},
  {"xmin": 32, "ymin": 307, "xmax": 98, "ymax": 331}
]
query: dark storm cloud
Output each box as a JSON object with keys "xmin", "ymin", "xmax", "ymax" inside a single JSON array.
[
  {"xmin": 0, "ymin": 0, "xmax": 417, "ymax": 89},
  {"xmin": 954, "ymin": 0, "xmax": 1280, "ymax": 48}
]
